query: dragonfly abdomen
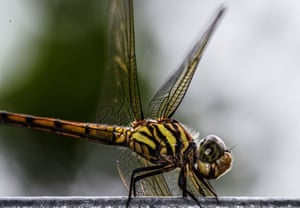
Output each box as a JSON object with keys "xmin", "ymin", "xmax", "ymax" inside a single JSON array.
[
  {"xmin": 0, "ymin": 111, "xmax": 130, "ymax": 146},
  {"xmin": 129, "ymin": 119, "xmax": 192, "ymax": 164}
]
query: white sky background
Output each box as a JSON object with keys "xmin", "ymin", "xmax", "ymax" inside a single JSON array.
[
  {"xmin": 137, "ymin": 0, "xmax": 300, "ymax": 197},
  {"xmin": 0, "ymin": 0, "xmax": 42, "ymax": 195},
  {"xmin": 1, "ymin": 0, "xmax": 300, "ymax": 197}
]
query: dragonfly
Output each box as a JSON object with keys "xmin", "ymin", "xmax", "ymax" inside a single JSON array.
[{"xmin": 0, "ymin": 0, "xmax": 232, "ymax": 207}]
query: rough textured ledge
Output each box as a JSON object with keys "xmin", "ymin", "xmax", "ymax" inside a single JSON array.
[{"xmin": 0, "ymin": 196, "xmax": 299, "ymax": 208}]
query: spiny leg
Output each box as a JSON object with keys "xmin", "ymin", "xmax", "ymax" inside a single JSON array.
[
  {"xmin": 178, "ymin": 168, "xmax": 201, "ymax": 207},
  {"xmin": 127, "ymin": 164, "xmax": 174, "ymax": 208},
  {"xmin": 192, "ymin": 166, "xmax": 219, "ymax": 203},
  {"xmin": 132, "ymin": 165, "xmax": 175, "ymax": 196}
]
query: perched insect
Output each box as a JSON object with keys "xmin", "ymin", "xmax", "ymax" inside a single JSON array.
[{"xmin": 0, "ymin": 0, "xmax": 232, "ymax": 207}]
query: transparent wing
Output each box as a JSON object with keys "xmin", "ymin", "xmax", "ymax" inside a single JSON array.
[
  {"xmin": 117, "ymin": 150, "xmax": 172, "ymax": 196},
  {"xmin": 148, "ymin": 7, "xmax": 226, "ymax": 119},
  {"xmin": 98, "ymin": 0, "xmax": 143, "ymax": 125},
  {"xmin": 100, "ymin": 0, "xmax": 172, "ymax": 196}
]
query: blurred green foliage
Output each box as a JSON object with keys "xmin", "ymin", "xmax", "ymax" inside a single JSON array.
[{"xmin": 0, "ymin": 1, "xmax": 152, "ymax": 195}]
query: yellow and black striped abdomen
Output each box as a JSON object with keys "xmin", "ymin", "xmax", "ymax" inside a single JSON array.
[
  {"xmin": 0, "ymin": 111, "xmax": 130, "ymax": 146},
  {"xmin": 129, "ymin": 119, "xmax": 192, "ymax": 164}
]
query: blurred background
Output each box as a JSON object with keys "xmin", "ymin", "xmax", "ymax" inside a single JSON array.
[{"xmin": 1, "ymin": 0, "xmax": 300, "ymax": 197}]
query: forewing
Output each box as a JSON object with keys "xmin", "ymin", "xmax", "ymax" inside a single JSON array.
[
  {"xmin": 148, "ymin": 7, "xmax": 226, "ymax": 119},
  {"xmin": 98, "ymin": 0, "xmax": 143, "ymax": 125},
  {"xmin": 101, "ymin": 0, "xmax": 172, "ymax": 196}
]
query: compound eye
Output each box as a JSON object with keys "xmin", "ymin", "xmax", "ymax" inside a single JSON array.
[{"xmin": 198, "ymin": 135, "xmax": 226, "ymax": 163}]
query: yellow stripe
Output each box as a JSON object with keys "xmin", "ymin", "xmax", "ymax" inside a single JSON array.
[
  {"xmin": 7, "ymin": 114, "xmax": 26, "ymax": 123},
  {"xmin": 157, "ymin": 124, "xmax": 176, "ymax": 153},
  {"xmin": 60, "ymin": 123, "xmax": 85, "ymax": 134},
  {"xmin": 141, "ymin": 145, "xmax": 150, "ymax": 156},
  {"xmin": 140, "ymin": 125, "xmax": 151, "ymax": 135},
  {"xmin": 134, "ymin": 142, "xmax": 142, "ymax": 155},
  {"xmin": 32, "ymin": 119, "xmax": 55, "ymax": 127},
  {"xmin": 133, "ymin": 131, "xmax": 156, "ymax": 149},
  {"xmin": 114, "ymin": 127, "xmax": 128, "ymax": 144}
]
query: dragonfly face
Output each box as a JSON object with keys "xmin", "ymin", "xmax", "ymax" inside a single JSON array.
[
  {"xmin": 196, "ymin": 135, "xmax": 232, "ymax": 179},
  {"xmin": 0, "ymin": 0, "xmax": 232, "ymax": 207}
]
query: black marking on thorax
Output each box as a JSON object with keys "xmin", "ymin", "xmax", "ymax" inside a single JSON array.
[{"xmin": 152, "ymin": 124, "xmax": 174, "ymax": 156}]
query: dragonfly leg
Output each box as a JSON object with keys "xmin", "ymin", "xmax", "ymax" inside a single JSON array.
[
  {"xmin": 178, "ymin": 168, "xmax": 201, "ymax": 207},
  {"xmin": 191, "ymin": 166, "xmax": 218, "ymax": 200},
  {"xmin": 126, "ymin": 163, "xmax": 174, "ymax": 208}
]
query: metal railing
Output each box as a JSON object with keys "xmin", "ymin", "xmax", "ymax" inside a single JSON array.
[{"xmin": 0, "ymin": 196, "xmax": 300, "ymax": 208}]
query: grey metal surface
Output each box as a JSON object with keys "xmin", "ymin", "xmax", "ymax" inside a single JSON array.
[{"xmin": 0, "ymin": 196, "xmax": 300, "ymax": 208}]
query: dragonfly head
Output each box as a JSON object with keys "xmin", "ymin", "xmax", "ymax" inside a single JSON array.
[{"xmin": 195, "ymin": 135, "xmax": 232, "ymax": 179}]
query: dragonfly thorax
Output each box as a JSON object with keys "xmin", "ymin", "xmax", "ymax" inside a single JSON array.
[
  {"xmin": 129, "ymin": 118, "xmax": 194, "ymax": 165},
  {"xmin": 195, "ymin": 135, "xmax": 232, "ymax": 179}
]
